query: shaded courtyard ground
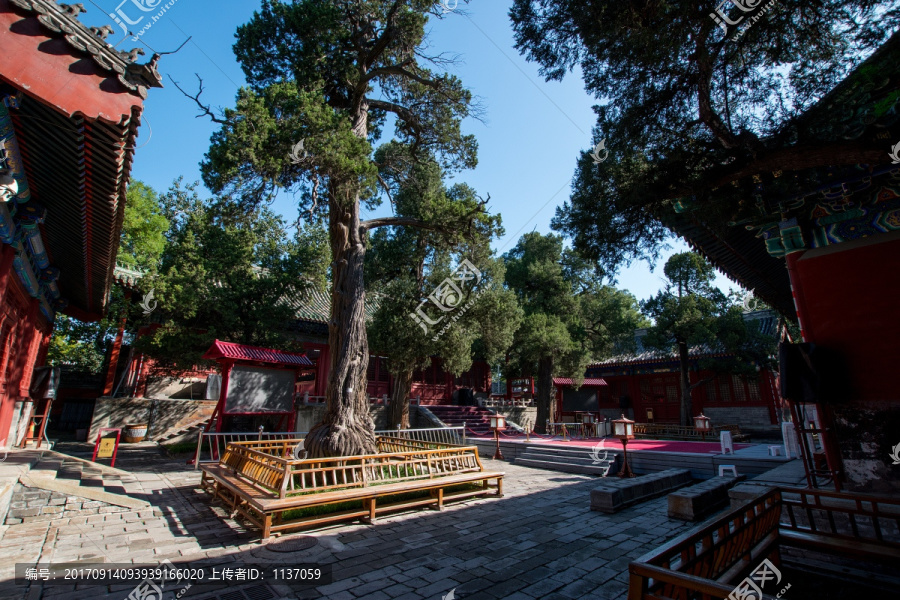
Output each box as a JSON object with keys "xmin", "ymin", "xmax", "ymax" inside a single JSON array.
[{"xmin": 0, "ymin": 444, "xmax": 809, "ymax": 600}]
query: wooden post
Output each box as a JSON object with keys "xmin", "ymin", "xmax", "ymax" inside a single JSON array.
[
  {"xmin": 102, "ymin": 316, "xmax": 127, "ymax": 396},
  {"xmin": 215, "ymin": 360, "xmax": 234, "ymax": 434}
]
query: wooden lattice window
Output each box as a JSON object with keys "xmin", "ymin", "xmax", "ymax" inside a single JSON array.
[
  {"xmin": 747, "ymin": 377, "xmax": 761, "ymax": 401},
  {"xmin": 706, "ymin": 379, "xmax": 717, "ymax": 403},
  {"xmin": 732, "ymin": 375, "xmax": 747, "ymax": 401},
  {"xmin": 718, "ymin": 377, "xmax": 732, "ymax": 402}
]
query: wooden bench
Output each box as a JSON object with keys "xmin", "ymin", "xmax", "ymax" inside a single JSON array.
[
  {"xmin": 200, "ymin": 436, "xmax": 504, "ymax": 539},
  {"xmin": 629, "ymin": 487, "xmax": 900, "ymax": 599}
]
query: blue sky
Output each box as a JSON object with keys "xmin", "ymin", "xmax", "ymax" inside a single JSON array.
[{"xmin": 82, "ymin": 0, "xmax": 737, "ymax": 302}]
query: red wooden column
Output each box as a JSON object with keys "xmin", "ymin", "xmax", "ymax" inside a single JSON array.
[
  {"xmin": 102, "ymin": 316, "xmax": 127, "ymax": 396},
  {"xmin": 212, "ymin": 359, "xmax": 234, "ymax": 433},
  {"xmin": 16, "ymin": 298, "xmax": 40, "ymax": 397},
  {"xmin": 784, "ymin": 252, "xmax": 813, "ymax": 342}
]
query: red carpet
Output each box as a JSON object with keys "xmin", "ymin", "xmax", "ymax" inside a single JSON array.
[{"xmin": 470, "ymin": 432, "xmax": 753, "ymax": 454}]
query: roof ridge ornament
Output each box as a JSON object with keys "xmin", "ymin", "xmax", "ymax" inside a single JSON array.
[{"xmin": 8, "ymin": 0, "xmax": 163, "ymax": 98}]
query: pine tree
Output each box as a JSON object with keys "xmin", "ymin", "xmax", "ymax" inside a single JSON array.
[{"xmin": 197, "ymin": 1, "xmax": 483, "ymax": 456}]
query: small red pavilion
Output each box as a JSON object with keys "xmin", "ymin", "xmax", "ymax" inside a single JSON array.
[{"xmin": 201, "ymin": 340, "xmax": 315, "ymax": 433}]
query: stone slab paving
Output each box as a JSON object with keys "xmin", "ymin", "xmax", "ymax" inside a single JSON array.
[{"xmin": 0, "ymin": 448, "xmax": 706, "ymax": 600}]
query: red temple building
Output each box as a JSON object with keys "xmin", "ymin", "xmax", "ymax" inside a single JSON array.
[
  {"xmin": 0, "ymin": 0, "xmax": 160, "ymax": 445},
  {"xmin": 569, "ymin": 319, "xmax": 780, "ymax": 432},
  {"xmin": 658, "ymin": 33, "xmax": 900, "ymax": 493}
]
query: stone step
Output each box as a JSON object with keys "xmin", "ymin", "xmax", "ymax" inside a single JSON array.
[
  {"xmin": 515, "ymin": 457, "xmax": 616, "ymax": 477},
  {"xmin": 157, "ymin": 417, "xmax": 209, "ymax": 443},
  {"xmin": 518, "ymin": 451, "xmax": 615, "ymax": 467},
  {"xmin": 520, "ymin": 444, "xmax": 621, "ymax": 459}
]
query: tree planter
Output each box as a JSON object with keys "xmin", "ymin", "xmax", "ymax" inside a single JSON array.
[{"xmin": 122, "ymin": 424, "xmax": 148, "ymax": 443}]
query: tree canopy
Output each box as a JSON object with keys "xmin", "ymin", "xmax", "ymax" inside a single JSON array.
[
  {"xmin": 511, "ymin": 0, "xmax": 898, "ymax": 270},
  {"xmin": 365, "ymin": 149, "xmax": 521, "ymax": 427},
  {"xmin": 117, "ymin": 181, "xmax": 170, "ymax": 270}
]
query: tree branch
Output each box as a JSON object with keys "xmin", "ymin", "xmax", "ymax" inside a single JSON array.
[
  {"xmin": 364, "ymin": 1, "xmax": 401, "ymax": 69},
  {"xmin": 169, "ymin": 74, "xmax": 228, "ymax": 124},
  {"xmin": 695, "ymin": 38, "xmax": 742, "ymax": 149},
  {"xmin": 367, "ymin": 64, "xmax": 437, "ymax": 88},
  {"xmin": 377, "ymin": 174, "xmax": 394, "ymax": 212},
  {"xmin": 689, "ymin": 376, "xmax": 716, "ymax": 392},
  {"xmin": 360, "ymin": 216, "xmax": 441, "ymax": 231},
  {"xmin": 367, "ymin": 100, "xmax": 423, "ymax": 133}
]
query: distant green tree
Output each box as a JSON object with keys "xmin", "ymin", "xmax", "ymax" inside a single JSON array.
[
  {"xmin": 641, "ymin": 252, "xmax": 777, "ymax": 425},
  {"xmin": 503, "ymin": 233, "xmax": 644, "ymax": 432},
  {"xmin": 117, "ymin": 181, "xmax": 170, "ymax": 270},
  {"xmin": 135, "ymin": 183, "xmax": 329, "ymax": 370},
  {"xmin": 366, "ymin": 150, "xmax": 521, "ymax": 428},
  {"xmin": 46, "ymin": 308, "xmax": 120, "ymax": 373}
]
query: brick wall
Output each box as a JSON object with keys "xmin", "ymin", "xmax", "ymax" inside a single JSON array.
[{"xmin": 4, "ymin": 483, "xmax": 130, "ymax": 525}]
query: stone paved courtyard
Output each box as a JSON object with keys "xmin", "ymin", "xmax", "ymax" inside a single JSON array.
[{"xmin": 0, "ymin": 448, "xmax": 705, "ymax": 600}]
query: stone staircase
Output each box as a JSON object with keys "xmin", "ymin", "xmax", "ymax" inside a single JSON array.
[
  {"xmin": 3, "ymin": 450, "xmax": 150, "ymax": 525},
  {"xmin": 156, "ymin": 416, "xmax": 209, "ymax": 445},
  {"xmin": 514, "ymin": 444, "xmax": 620, "ymax": 477},
  {"xmin": 426, "ymin": 405, "xmax": 498, "ymax": 436}
]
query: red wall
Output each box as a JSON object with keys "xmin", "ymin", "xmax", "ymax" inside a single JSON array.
[
  {"xmin": 789, "ymin": 231, "xmax": 900, "ymax": 403},
  {"xmin": 0, "ymin": 245, "xmax": 52, "ymax": 445}
]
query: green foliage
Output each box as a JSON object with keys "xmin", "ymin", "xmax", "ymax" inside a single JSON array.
[
  {"xmin": 503, "ymin": 232, "xmax": 643, "ymax": 378},
  {"xmin": 46, "ymin": 312, "xmax": 118, "ymax": 373},
  {"xmin": 366, "ymin": 152, "xmax": 521, "ymax": 390},
  {"xmin": 511, "ymin": 0, "xmax": 899, "ymax": 272},
  {"xmin": 203, "ymin": 0, "xmax": 478, "ymax": 210},
  {"xmin": 502, "ymin": 232, "xmax": 645, "ymax": 430},
  {"xmin": 118, "ymin": 181, "xmax": 170, "ymax": 270},
  {"xmin": 135, "ymin": 181, "xmax": 330, "ymax": 370}
]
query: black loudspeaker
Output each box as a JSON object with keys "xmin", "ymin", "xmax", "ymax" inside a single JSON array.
[
  {"xmin": 779, "ymin": 342, "xmax": 848, "ymax": 404},
  {"xmin": 30, "ymin": 366, "xmax": 60, "ymax": 399},
  {"xmin": 619, "ymin": 395, "xmax": 631, "ymax": 410}
]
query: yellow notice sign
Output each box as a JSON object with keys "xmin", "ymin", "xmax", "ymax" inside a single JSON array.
[{"xmin": 97, "ymin": 438, "xmax": 116, "ymax": 459}]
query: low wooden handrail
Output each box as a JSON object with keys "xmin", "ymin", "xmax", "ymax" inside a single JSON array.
[
  {"xmin": 223, "ymin": 437, "xmax": 485, "ymax": 499},
  {"xmin": 632, "ymin": 422, "xmax": 748, "ymax": 441},
  {"xmin": 629, "ymin": 486, "xmax": 900, "ymax": 600}
]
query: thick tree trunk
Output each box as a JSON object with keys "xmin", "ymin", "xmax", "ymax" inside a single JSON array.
[
  {"xmin": 678, "ymin": 340, "xmax": 693, "ymax": 426},
  {"xmin": 534, "ymin": 356, "xmax": 554, "ymax": 433},
  {"xmin": 389, "ymin": 369, "xmax": 414, "ymax": 429},
  {"xmin": 304, "ymin": 186, "xmax": 377, "ymax": 458}
]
